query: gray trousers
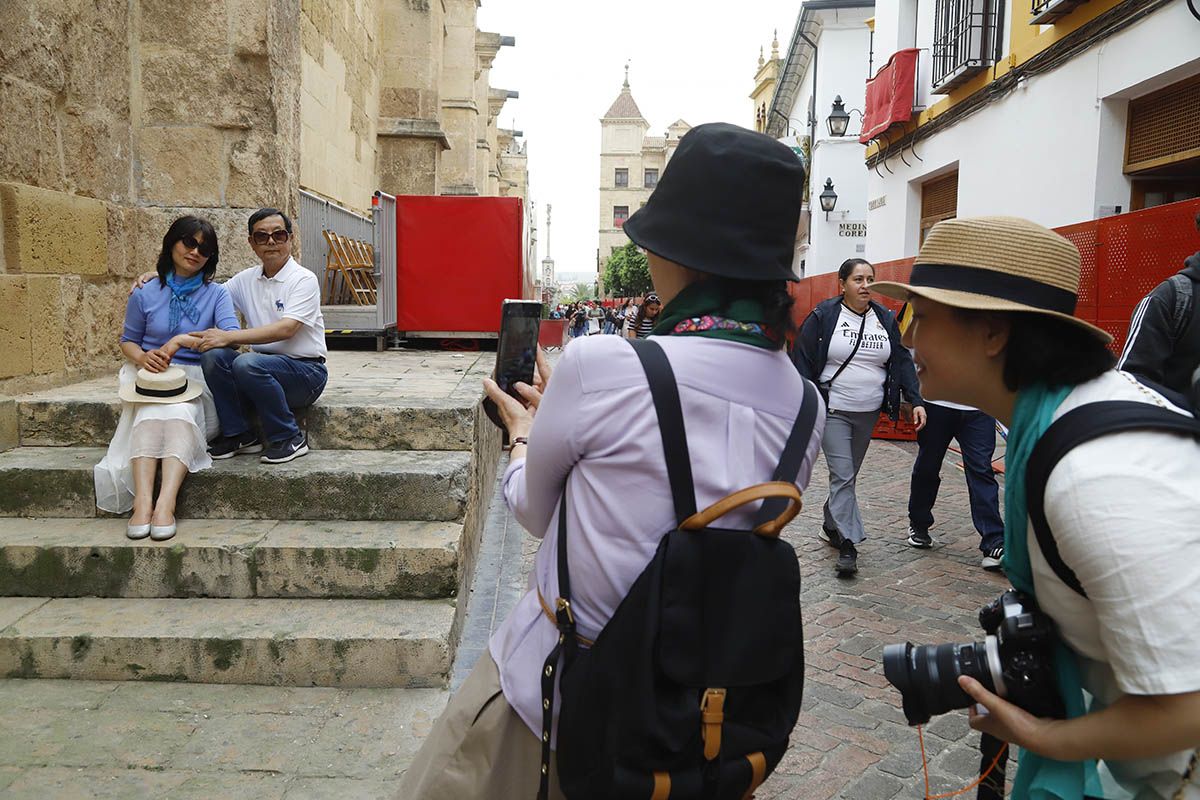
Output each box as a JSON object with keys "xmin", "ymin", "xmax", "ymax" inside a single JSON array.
[{"xmin": 821, "ymin": 409, "xmax": 880, "ymax": 544}]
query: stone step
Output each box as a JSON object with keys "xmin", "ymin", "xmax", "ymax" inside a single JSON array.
[
  {"xmin": 0, "ymin": 596, "xmax": 455, "ymax": 688},
  {"xmin": 17, "ymin": 396, "xmax": 476, "ymax": 451},
  {"xmin": 0, "ymin": 447, "xmax": 470, "ymax": 521},
  {"xmin": 0, "ymin": 518, "xmax": 460, "ymax": 599}
]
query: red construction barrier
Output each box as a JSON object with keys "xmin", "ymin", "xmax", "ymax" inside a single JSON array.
[
  {"xmin": 788, "ymin": 198, "xmax": 1200, "ymax": 441},
  {"xmin": 538, "ymin": 318, "xmax": 567, "ymax": 350}
]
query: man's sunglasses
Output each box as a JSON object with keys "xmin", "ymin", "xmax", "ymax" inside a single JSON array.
[
  {"xmin": 251, "ymin": 230, "xmax": 292, "ymax": 245},
  {"xmin": 180, "ymin": 235, "xmax": 214, "ymax": 257}
]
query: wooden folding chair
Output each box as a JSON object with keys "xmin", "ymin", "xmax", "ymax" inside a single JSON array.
[
  {"xmin": 323, "ymin": 231, "xmax": 375, "ymax": 306},
  {"xmin": 343, "ymin": 237, "xmax": 378, "ymax": 304}
]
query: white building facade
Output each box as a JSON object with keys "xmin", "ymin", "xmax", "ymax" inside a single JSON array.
[
  {"xmin": 864, "ymin": 0, "xmax": 1200, "ymax": 262},
  {"xmin": 767, "ymin": 0, "xmax": 877, "ymax": 278}
]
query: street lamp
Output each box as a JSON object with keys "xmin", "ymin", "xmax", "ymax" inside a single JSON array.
[
  {"xmin": 827, "ymin": 96, "xmax": 851, "ymax": 137},
  {"xmin": 819, "ymin": 179, "xmax": 838, "ymax": 218}
]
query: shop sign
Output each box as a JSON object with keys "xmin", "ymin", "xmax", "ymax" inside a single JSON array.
[{"xmin": 839, "ymin": 222, "xmax": 867, "ymax": 238}]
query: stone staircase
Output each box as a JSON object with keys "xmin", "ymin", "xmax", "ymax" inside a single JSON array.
[{"xmin": 0, "ymin": 351, "xmax": 501, "ymax": 689}]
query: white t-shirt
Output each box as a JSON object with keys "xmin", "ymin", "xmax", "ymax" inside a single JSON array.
[
  {"xmin": 819, "ymin": 304, "xmax": 891, "ymax": 412},
  {"xmin": 1033, "ymin": 370, "xmax": 1200, "ymax": 799},
  {"xmin": 223, "ymin": 257, "xmax": 327, "ymax": 359}
]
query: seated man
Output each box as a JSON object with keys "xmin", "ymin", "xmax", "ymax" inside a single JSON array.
[{"xmin": 190, "ymin": 208, "xmax": 328, "ymax": 464}]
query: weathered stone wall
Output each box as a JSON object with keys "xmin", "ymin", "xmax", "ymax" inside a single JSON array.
[
  {"xmin": 300, "ymin": 0, "xmax": 382, "ymax": 214},
  {"xmin": 0, "ymin": 0, "xmax": 301, "ymax": 395}
]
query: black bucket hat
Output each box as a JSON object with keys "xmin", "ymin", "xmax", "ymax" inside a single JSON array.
[{"xmin": 622, "ymin": 122, "xmax": 805, "ymax": 282}]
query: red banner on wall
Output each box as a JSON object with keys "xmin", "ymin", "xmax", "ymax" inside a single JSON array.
[{"xmin": 859, "ymin": 48, "xmax": 919, "ymax": 144}]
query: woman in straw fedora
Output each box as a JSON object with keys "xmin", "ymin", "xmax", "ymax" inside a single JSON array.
[
  {"xmin": 399, "ymin": 122, "xmax": 825, "ymax": 800},
  {"xmin": 873, "ymin": 216, "xmax": 1200, "ymax": 800},
  {"xmin": 95, "ymin": 216, "xmax": 240, "ymax": 541}
]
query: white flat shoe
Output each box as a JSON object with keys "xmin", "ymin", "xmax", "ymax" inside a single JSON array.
[
  {"xmin": 127, "ymin": 523, "xmax": 151, "ymax": 540},
  {"xmin": 150, "ymin": 522, "xmax": 176, "ymax": 541}
]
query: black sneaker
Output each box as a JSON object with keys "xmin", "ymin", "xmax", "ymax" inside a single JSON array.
[
  {"xmin": 981, "ymin": 546, "xmax": 1004, "ymax": 572},
  {"xmin": 907, "ymin": 526, "xmax": 933, "ymax": 549},
  {"xmin": 209, "ymin": 434, "xmax": 263, "ymax": 460},
  {"xmin": 819, "ymin": 526, "xmax": 843, "ymax": 548},
  {"xmin": 261, "ymin": 432, "xmax": 309, "ymax": 464},
  {"xmin": 836, "ymin": 539, "xmax": 858, "ymax": 576}
]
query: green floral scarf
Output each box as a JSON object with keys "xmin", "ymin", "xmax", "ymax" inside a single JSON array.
[{"xmin": 650, "ymin": 281, "xmax": 782, "ymax": 349}]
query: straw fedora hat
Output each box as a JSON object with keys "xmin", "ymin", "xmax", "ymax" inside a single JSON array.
[
  {"xmin": 871, "ymin": 216, "xmax": 1112, "ymax": 343},
  {"xmin": 119, "ymin": 366, "xmax": 204, "ymax": 404}
]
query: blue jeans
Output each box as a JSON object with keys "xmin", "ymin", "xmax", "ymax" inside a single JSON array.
[
  {"xmin": 200, "ymin": 349, "xmax": 328, "ymax": 446},
  {"xmin": 908, "ymin": 403, "xmax": 1004, "ymax": 553}
]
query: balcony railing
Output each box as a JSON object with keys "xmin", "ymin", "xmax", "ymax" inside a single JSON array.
[
  {"xmin": 931, "ymin": 0, "xmax": 997, "ymax": 94},
  {"xmin": 1030, "ymin": 0, "xmax": 1089, "ymax": 24}
]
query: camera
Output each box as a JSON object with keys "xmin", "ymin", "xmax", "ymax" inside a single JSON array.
[{"xmin": 882, "ymin": 590, "xmax": 1065, "ymax": 726}]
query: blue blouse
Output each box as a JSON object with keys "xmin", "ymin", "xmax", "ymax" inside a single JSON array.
[{"xmin": 121, "ymin": 279, "xmax": 240, "ymax": 364}]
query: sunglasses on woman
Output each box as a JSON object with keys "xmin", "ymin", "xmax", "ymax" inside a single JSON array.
[
  {"xmin": 180, "ymin": 235, "xmax": 214, "ymax": 257},
  {"xmin": 251, "ymin": 230, "xmax": 292, "ymax": 245}
]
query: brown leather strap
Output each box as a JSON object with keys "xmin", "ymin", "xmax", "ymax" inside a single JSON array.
[
  {"xmin": 651, "ymin": 771, "xmax": 671, "ymax": 800},
  {"xmin": 700, "ymin": 688, "xmax": 726, "ymax": 760},
  {"xmin": 679, "ymin": 482, "xmax": 803, "ymax": 536},
  {"xmin": 537, "ymin": 589, "xmax": 595, "ymax": 647},
  {"xmin": 741, "ymin": 752, "xmax": 767, "ymax": 800}
]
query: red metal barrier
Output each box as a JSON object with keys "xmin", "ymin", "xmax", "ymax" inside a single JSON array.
[
  {"xmin": 788, "ymin": 198, "xmax": 1200, "ymax": 441},
  {"xmin": 539, "ymin": 318, "xmax": 567, "ymax": 350}
]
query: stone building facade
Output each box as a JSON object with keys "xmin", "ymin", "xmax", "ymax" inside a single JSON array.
[
  {"xmin": 597, "ymin": 71, "xmax": 690, "ymax": 265},
  {"xmin": 0, "ymin": 0, "xmax": 529, "ymax": 395},
  {"xmin": 751, "ymin": 33, "xmax": 782, "ymax": 134}
]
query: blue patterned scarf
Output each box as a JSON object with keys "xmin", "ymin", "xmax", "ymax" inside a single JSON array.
[
  {"xmin": 166, "ymin": 271, "xmax": 204, "ymax": 333},
  {"xmin": 1005, "ymin": 384, "xmax": 1105, "ymax": 799}
]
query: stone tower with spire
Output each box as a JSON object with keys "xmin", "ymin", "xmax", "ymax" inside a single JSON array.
[
  {"xmin": 751, "ymin": 30, "xmax": 782, "ymax": 133},
  {"xmin": 598, "ymin": 65, "xmax": 690, "ymax": 274}
]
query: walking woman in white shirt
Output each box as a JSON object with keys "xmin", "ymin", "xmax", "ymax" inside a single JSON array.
[
  {"xmin": 792, "ymin": 259, "xmax": 926, "ymax": 576},
  {"xmin": 397, "ymin": 123, "xmax": 825, "ymax": 800}
]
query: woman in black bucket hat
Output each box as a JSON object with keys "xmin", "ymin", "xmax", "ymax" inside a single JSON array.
[{"xmin": 398, "ymin": 123, "xmax": 826, "ymax": 799}]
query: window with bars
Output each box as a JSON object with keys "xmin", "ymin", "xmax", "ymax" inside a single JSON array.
[
  {"xmin": 613, "ymin": 205, "xmax": 629, "ymax": 227},
  {"xmin": 615, "ymin": 168, "xmax": 629, "ymax": 187},
  {"xmin": 931, "ymin": 0, "xmax": 997, "ymax": 94},
  {"xmin": 644, "ymin": 169, "xmax": 659, "ymax": 188},
  {"xmin": 920, "ymin": 172, "xmax": 959, "ymax": 244}
]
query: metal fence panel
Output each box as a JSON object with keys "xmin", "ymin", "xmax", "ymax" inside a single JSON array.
[
  {"xmin": 297, "ymin": 189, "xmax": 374, "ymax": 302},
  {"xmin": 372, "ymin": 191, "xmax": 397, "ymax": 330}
]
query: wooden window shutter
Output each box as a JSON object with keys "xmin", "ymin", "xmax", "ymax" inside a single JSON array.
[
  {"xmin": 1125, "ymin": 75, "xmax": 1200, "ymax": 175},
  {"xmin": 922, "ymin": 172, "xmax": 959, "ymax": 220}
]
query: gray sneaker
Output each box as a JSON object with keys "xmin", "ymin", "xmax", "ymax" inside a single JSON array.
[{"xmin": 836, "ymin": 540, "xmax": 858, "ymax": 576}]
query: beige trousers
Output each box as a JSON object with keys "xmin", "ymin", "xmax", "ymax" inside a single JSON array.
[{"xmin": 396, "ymin": 652, "xmax": 565, "ymax": 800}]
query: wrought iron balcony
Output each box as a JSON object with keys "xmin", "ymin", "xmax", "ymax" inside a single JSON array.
[{"xmin": 931, "ymin": 0, "xmax": 998, "ymax": 94}]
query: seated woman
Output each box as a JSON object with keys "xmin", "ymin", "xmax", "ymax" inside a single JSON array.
[{"xmin": 95, "ymin": 216, "xmax": 239, "ymax": 541}]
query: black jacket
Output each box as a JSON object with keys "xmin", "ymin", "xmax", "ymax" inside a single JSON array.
[
  {"xmin": 1118, "ymin": 252, "xmax": 1200, "ymax": 396},
  {"xmin": 792, "ymin": 296, "xmax": 923, "ymax": 420}
]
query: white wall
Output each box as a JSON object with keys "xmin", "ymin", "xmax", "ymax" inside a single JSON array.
[{"xmin": 865, "ymin": 0, "xmax": 1200, "ymax": 262}]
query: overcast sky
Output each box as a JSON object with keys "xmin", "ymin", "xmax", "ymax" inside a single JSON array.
[{"xmin": 476, "ymin": 0, "xmax": 803, "ymax": 281}]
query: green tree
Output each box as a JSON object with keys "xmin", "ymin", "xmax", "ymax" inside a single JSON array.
[
  {"xmin": 602, "ymin": 242, "xmax": 651, "ymax": 297},
  {"xmin": 565, "ymin": 282, "xmax": 594, "ymax": 303}
]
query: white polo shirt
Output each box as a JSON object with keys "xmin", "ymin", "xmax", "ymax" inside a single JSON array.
[{"xmin": 224, "ymin": 257, "xmax": 327, "ymax": 359}]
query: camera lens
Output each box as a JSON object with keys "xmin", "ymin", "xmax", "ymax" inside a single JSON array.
[{"xmin": 882, "ymin": 640, "xmax": 1000, "ymax": 726}]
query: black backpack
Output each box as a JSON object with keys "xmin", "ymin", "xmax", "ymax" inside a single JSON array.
[
  {"xmin": 1026, "ymin": 396, "xmax": 1200, "ymax": 598},
  {"xmin": 537, "ymin": 338, "xmax": 820, "ymax": 800}
]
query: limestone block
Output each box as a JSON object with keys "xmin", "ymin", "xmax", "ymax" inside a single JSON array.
[
  {"xmin": 0, "ymin": 276, "xmax": 31, "ymax": 379},
  {"xmin": 62, "ymin": 0, "xmax": 130, "ymax": 115},
  {"xmin": 0, "ymin": 78, "xmax": 62, "ymax": 189},
  {"xmin": 378, "ymin": 138, "xmax": 438, "ymax": 197},
  {"xmin": 0, "ymin": 398, "xmax": 16, "ymax": 452},
  {"xmin": 227, "ymin": 133, "xmax": 287, "ymax": 210},
  {"xmin": 140, "ymin": 50, "xmax": 271, "ymax": 130},
  {"xmin": 60, "ymin": 107, "xmax": 132, "ymax": 204},
  {"xmin": 0, "ymin": 184, "xmax": 108, "ymax": 276},
  {"xmin": 139, "ymin": 0, "xmax": 227, "ymax": 55},
  {"xmin": 27, "ymin": 276, "xmax": 67, "ymax": 376},
  {"xmin": 60, "ymin": 277, "xmax": 126, "ymax": 375},
  {"xmin": 229, "ymin": 0, "xmax": 269, "ymax": 56},
  {"xmin": 138, "ymin": 126, "xmax": 224, "ymax": 207},
  {"xmin": 300, "ymin": 12, "xmax": 323, "ymax": 62}
]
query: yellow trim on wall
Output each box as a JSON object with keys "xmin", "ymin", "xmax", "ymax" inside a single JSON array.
[{"xmin": 864, "ymin": 0, "xmax": 1130, "ymax": 159}]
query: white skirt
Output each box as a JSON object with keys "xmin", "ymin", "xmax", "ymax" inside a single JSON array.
[{"xmin": 94, "ymin": 362, "xmax": 220, "ymax": 514}]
